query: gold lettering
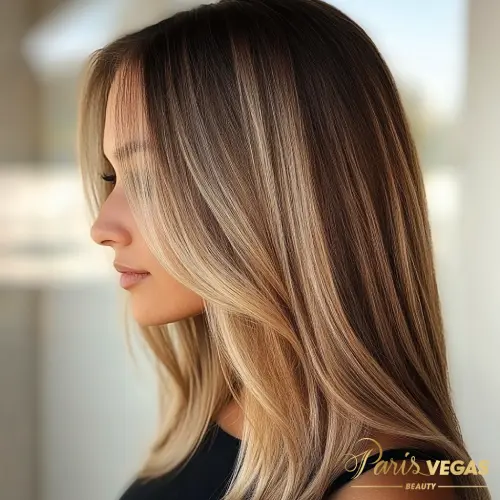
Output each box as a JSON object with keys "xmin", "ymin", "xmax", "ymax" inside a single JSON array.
[
  {"xmin": 343, "ymin": 438, "xmax": 384, "ymax": 480},
  {"xmin": 343, "ymin": 439, "xmax": 490, "ymax": 481},
  {"xmin": 409, "ymin": 456, "xmax": 422, "ymax": 475},
  {"xmin": 389, "ymin": 457, "xmax": 409, "ymax": 475},
  {"xmin": 374, "ymin": 460, "xmax": 391, "ymax": 475},
  {"xmin": 440, "ymin": 461, "xmax": 451, "ymax": 475},
  {"xmin": 410, "ymin": 456, "xmax": 432, "ymax": 477},
  {"xmin": 450, "ymin": 461, "xmax": 465, "ymax": 475},
  {"xmin": 405, "ymin": 483, "xmax": 437, "ymax": 490},
  {"xmin": 478, "ymin": 460, "xmax": 489, "ymax": 475},
  {"xmin": 427, "ymin": 460, "xmax": 440, "ymax": 475},
  {"xmin": 464, "ymin": 461, "xmax": 478, "ymax": 475}
]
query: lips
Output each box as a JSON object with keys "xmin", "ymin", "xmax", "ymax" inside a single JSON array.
[
  {"xmin": 113, "ymin": 262, "xmax": 151, "ymax": 289},
  {"xmin": 119, "ymin": 271, "xmax": 150, "ymax": 289},
  {"xmin": 113, "ymin": 262, "xmax": 150, "ymax": 274}
]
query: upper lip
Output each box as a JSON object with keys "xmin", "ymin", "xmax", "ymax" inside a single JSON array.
[{"xmin": 113, "ymin": 262, "xmax": 150, "ymax": 274}]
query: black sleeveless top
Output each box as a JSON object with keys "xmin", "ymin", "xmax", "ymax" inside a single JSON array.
[{"xmin": 119, "ymin": 423, "xmax": 447, "ymax": 499}]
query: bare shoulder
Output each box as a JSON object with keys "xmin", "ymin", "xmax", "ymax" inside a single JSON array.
[{"xmin": 327, "ymin": 459, "xmax": 458, "ymax": 500}]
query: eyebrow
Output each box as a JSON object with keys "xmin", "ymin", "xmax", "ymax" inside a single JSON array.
[{"xmin": 112, "ymin": 140, "xmax": 150, "ymax": 162}]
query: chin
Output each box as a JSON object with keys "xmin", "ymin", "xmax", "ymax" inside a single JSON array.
[
  {"xmin": 127, "ymin": 287, "xmax": 206, "ymax": 327},
  {"xmin": 132, "ymin": 310, "xmax": 172, "ymax": 328},
  {"xmin": 131, "ymin": 304, "xmax": 204, "ymax": 328}
]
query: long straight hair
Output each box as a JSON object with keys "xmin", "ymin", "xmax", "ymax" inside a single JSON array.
[{"xmin": 77, "ymin": 1, "xmax": 490, "ymax": 498}]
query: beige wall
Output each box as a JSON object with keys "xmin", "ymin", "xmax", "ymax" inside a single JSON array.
[
  {"xmin": 0, "ymin": 1, "xmax": 64, "ymax": 499},
  {"xmin": 0, "ymin": 0, "xmax": 39, "ymax": 497},
  {"xmin": 0, "ymin": 0, "xmax": 39, "ymax": 163},
  {"xmin": 0, "ymin": 289, "xmax": 38, "ymax": 500},
  {"xmin": 456, "ymin": 0, "xmax": 500, "ymax": 493}
]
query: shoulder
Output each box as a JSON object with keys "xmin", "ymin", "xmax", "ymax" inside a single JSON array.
[{"xmin": 327, "ymin": 458, "xmax": 458, "ymax": 500}]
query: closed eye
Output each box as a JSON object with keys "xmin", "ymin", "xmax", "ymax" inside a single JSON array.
[{"xmin": 100, "ymin": 172, "xmax": 116, "ymax": 185}]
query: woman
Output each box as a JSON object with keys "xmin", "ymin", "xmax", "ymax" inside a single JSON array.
[{"xmin": 77, "ymin": 0, "xmax": 491, "ymax": 499}]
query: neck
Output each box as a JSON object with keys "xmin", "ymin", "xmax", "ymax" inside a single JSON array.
[{"xmin": 215, "ymin": 398, "xmax": 244, "ymax": 440}]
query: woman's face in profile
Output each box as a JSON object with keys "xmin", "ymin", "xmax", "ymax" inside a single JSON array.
[{"xmin": 90, "ymin": 76, "xmax": 205, "ymax": 326}]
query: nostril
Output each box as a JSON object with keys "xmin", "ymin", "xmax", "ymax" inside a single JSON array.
[
  {"xmin": 89, "ymin": 222, "xmax": 130, "ymax": 247},
  {"xmin": 90, "ymin": 225, "xmax": 108, "ymax": 246}
]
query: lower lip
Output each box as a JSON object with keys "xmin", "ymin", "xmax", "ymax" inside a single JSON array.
[{"xmin": 119, "ymin": 272, "xmax": 151, "ymax": 289}]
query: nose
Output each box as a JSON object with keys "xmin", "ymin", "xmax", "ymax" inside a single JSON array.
[
  {"xmin": 90, "ymin": 217, "xmax": 132, "ymax": 247},
  {"xmin": 91, "ymin": 222, "xmax": 133, "ymax": 247},
  {"xmin": 90, "ymin": 199, "xmax": 133, "ymax": 248}
]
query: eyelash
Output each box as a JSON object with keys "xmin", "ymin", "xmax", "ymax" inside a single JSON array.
[{"xmin": 100, "ymin": 172, "xmax": 116, "ymax": 185}]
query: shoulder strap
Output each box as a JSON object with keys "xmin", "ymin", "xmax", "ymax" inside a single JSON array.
[{"xmin": 323, "ymin": 447, "xmax": 448, "ymax": 497}]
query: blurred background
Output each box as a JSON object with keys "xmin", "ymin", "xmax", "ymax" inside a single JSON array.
[{"xmin": 0, "ymin": 0, "xmax": 498, "ymax": 499}]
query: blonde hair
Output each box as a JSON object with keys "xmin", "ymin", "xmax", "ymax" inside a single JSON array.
[{"xmin": 76, "ymin": 0, "xmax": 490, "ymax": 498}]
